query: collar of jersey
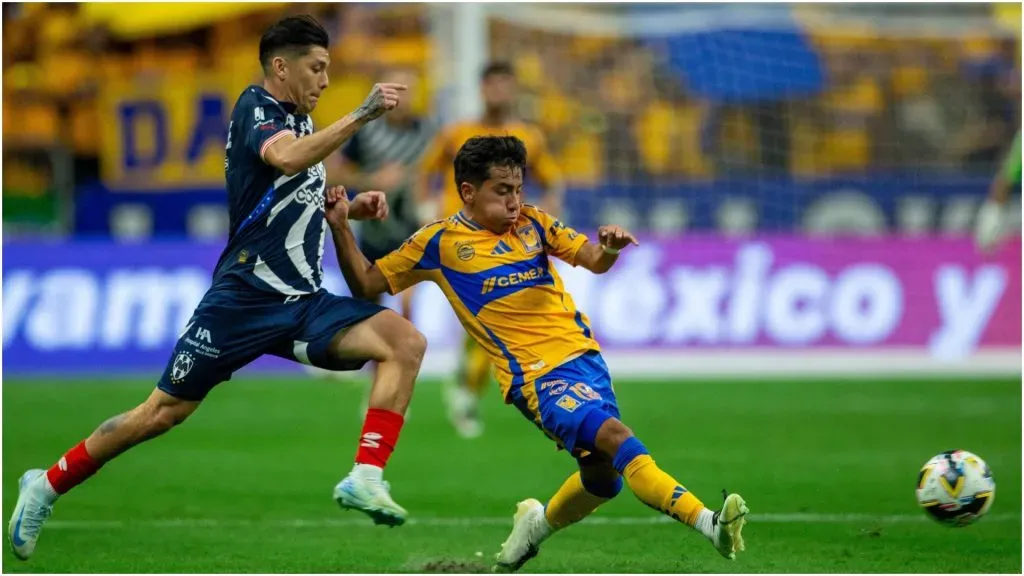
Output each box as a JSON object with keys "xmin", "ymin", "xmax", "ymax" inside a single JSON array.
[
  {"xmin": 251, "ymin": 84, "xmax": 298, "ymax": 114},
  {"xmin": 455, "ymin": 211, "xmax": 487, "ymax": 232}
]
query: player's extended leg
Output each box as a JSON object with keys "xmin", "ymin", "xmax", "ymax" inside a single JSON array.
[
  {"xmin": 444, "ymin": 332, "xmax": 490, "ymax": 438},
  {"xmin": 323, "ymin": 309, "xmax": 427, "ymax": 526},
  {"xmin": 496, "ymin": 453, "xmax": 622, "ymax": 570},
  {"xmin": 494, "ymin": 352, "xmax": 746, "ymax": 570},
  {"xmin": 9, "ymin": 389, "xmax": 199, "ymax": 560},
  {"xmin": 591, "ymin": 416, "xmax": 748, "ymax": 560}
]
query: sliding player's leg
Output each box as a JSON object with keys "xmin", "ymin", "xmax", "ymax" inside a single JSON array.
[
  {"xmin": 284, "ymin": 291, "xmax": 426, "ymax": 526},
  {"xmin": 496, "ymin": 452, "xmax": 622, "ymax": 570},
  {"xmin": 444, "ymin": 333, "xmax": 490, "ymax": 438},
  {"xmin": 590, "ymin": 416, "xmax": 748, "ymax": 560},
  {"xmin": 495, "ymin": 351, "xmax": 746, "ymax": 570}
]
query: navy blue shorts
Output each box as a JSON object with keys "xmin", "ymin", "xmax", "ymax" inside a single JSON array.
[
  {"xmin": 157, "ymin": 284, "xmax": 387, "ymax": 401},
  {"xmin": 509, "ymin": 351, "xmax": 620, "ymax": 457}
]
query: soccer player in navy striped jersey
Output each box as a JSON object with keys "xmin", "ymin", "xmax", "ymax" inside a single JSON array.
[{"xmin": 10, "ymin": 16, "xmax": 419, "ymax": 560}]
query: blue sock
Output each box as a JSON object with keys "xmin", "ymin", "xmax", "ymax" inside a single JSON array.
[{"xmin": 612, "ymin": 437, "xmax": 650, "ymax": 474}]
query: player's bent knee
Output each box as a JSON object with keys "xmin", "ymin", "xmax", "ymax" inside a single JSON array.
[
  {"xmin": 390, "ymin": 325, "xmax": 427, "ymax": 369},
  {"xmin": 578, "ymin": 454, "xmax": 624, "ymax": 499},
  {"xmin": 582, "ymin": 474, "xmax": 624, "ymax": 499}
]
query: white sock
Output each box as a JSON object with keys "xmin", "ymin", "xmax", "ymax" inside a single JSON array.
[
  {"xmin": 39, "ymin": 474, "xmax": 60, "ymax": 505},
  {"xmin": 536, "ymin": 506, "xmax": 555, "ymax": 540},
  {"xmin": 350, "ymin": 463, "xmax": 384, "ymax": 483},
  {"xmin": 695, "ymin": 507, "xmax": 716, "ymax": 540}
]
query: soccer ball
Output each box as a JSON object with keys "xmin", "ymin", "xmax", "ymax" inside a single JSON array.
[{"xmin": 915, "ymin": 449, "xmax": 995, "ymax": 527}]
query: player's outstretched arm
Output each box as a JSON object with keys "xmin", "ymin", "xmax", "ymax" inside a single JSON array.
[
  {"xmin": 265, "ymin": 83, "xmax": 407, "ymax": 176},
  {"xmin": 574, "ymin": 225, "xmax": 639, "ymax": 274},
  {"xmin": 325, "ymin": 186, "xmax": 391, "ymax": 299}
]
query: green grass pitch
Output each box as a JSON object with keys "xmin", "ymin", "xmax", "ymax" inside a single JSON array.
[{"xmin": 3, "ymin": 376, "xmax": 1021, "ymax": 573}]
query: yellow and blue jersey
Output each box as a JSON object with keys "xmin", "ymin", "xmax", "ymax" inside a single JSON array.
[{"xmin": 375, "ymin": 204, "xmax": 599, "ymax": 400}]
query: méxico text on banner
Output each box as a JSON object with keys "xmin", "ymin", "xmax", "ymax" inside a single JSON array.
[{"xmin": 3, "ymin": 236, "xmax": 1020, "ymax": 376}]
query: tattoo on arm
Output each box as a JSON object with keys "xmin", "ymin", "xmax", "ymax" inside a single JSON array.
[
  {"xmin": 97, "ymin": 414, "xmax": 127, "ymax": 435},
  {"xmin": 354, "ymin": 85, "xmax": 387, "ymax": 122}
]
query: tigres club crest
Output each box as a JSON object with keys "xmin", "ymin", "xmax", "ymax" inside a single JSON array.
[
  {"xmin": 171, "ymin": 352, "xmax": 195, "ymax": 383},
  {"xmin": 517, "ymin": 224, "xmax": 542, "ymax": 254}
]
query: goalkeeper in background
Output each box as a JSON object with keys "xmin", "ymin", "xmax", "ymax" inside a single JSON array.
[
  {"xmin": 975, "ymin": 130, "xmax": 1021, "ymax": 251},
  {"xmin": 416, "ymin": 61, "xmax": 565, "ymax": 438}
]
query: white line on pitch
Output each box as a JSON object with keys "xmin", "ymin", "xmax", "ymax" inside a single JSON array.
[{"xmin": 44, "ymin": 512, "xmax": 1020, "ymax": 530}]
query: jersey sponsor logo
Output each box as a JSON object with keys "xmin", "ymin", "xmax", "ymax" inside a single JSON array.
[
  {"xmin": 456, "ymin": 242, "xmax": 476, "ymax": 261},
  {"xmin": 182, "ymin": 325, "xmax": 221, "ymax": 359},
  {"xmin": 195, "ymin": 326, "xmax": 212, "ymax": 343},
  {"xmin": 480, "ymin": 266, "xmax": 545, "ymax": 294},
  {"xmin": 539, "ymin": 379, "xmax": 568, "ymax": 395},
  {"xmin": 517, "ymin": 224, "xmax": 542, "ymax": 254},
  {"xmin": 295, "ymin": 187, "xmax": 325, "ymax": 209}
]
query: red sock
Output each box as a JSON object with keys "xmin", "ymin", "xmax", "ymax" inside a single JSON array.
[
  {"xmin": 45, "ymin": 441, "xmax": 102, "ymax": 494},
  {"xmin": 355, "ymin": 409, "xmax": 404, "ymax": 468}
]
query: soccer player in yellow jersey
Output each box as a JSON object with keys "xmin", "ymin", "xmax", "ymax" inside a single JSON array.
[
  {"xmin": 415, "ymin": 62, "xmax": 565, "ymax": 438},
  {"xmin": 327, "ymin": 135, "xmax": 748, "ymax": 570}
]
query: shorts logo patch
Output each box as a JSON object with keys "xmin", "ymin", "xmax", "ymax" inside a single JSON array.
[
  {"xmin": 171, "ymin": 352, "xmax": 195, "ymax": 383},
  {"xmin": 556, "ymin": 394, "xmax": 581, "ymax": 413},
  {"xmin": 456, "ymin": 242, "xmax": 476, "ymax": 261}
]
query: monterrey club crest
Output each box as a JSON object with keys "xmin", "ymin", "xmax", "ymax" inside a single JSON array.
[{"xmin": 171, "ymin": 352, "xmax": 195, "ymax": 383}]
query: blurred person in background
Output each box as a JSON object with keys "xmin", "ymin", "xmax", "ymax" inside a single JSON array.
[
  {"xmin": 975, "ymin": 130, "xmax": 1021, "ymax": 252},
  {"xmin": 416, "ymin": 61, "xmax": 565, "ymax": 439},
  {"xmin": 8, "ymin": 16, "xmax": 419, "ymax": 560},
  {"xmin": 310, "ymin": 67, "xmax": 435, "ymax": 413},
  {"xmin": 335, "ymin": 67, "xmax": 434, "ymax": 322}
]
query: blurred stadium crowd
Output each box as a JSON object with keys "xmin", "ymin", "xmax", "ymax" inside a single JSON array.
[{"xmin": 2, "ymin": 3, "xmax": 1020, "ymax": 236}]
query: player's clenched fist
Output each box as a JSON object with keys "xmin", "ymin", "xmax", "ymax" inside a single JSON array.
[
  {"xmin": 349, "ymin": 190, "xmax": 389, "ymax": 221},
  {"xmin": 325, "ymin": 186, "xmax": 389, "ymax": 230},
  {"xmin": 324, "ymin": 185, "xmax": 351, "ymax": 229},
  {"xmin": 597, "ymin": 224, "xmax": 639, "ymax": 251},
  {"xmin": 355, "ymin": 83, "xmax": 407, "ymax": 121}
]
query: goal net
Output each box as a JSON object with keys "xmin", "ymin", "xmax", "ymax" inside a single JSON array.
[
  {"xmin": 430, "ymin": 3, "xmax": 1021, "ymax": 237},
  {"xmin": 413, "ymin": 3, "xmax": 1021, "ymax": 373}
]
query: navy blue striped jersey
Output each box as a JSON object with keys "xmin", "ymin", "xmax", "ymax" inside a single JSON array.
[{"xmin": 213, "ymin": 85, "xmax": 328, "ymax": 295}]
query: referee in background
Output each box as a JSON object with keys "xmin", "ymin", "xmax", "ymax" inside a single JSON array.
[
  {"xmin": 310, "ymin": 67, "xmax": 434, "ymax": 396},
  {"xmin": 335, "ymin": 66, "xmax": 434, "ymax": 317}
]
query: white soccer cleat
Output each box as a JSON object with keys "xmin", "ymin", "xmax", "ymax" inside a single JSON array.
[
  {"xmin": 333, "ymin": 475, "xmax": 408, "ymax": 527},
  {"xmin": 443, "ymin": 379, "xmax": 484, "ymax": 439},
  {"xmin": 711, "ymin": 492, "xmax": 748, "ymax": 560},
  {"xmin": 8, "ymin": 469, "xmax": 54, "ymax": 561},
  {"xmin": 494, "ymin": 498, "xmax": 551, "ymax": 572}
]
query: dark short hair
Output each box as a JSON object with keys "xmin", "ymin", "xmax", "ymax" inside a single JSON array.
[
  {"xmin": 259, "ymin": 15, "xmax": 329, "ymax": 71},
  {"xmin": 480, "ymin": 61, "xmax": 516, "ymax": 81},
  {"xmin": 454, "ymin": 135, "xmax": 528, "ymax": 197}
]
